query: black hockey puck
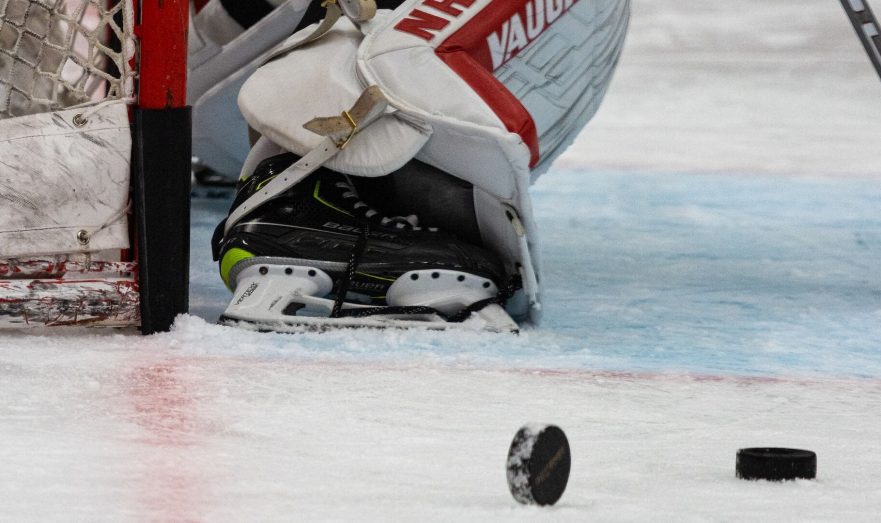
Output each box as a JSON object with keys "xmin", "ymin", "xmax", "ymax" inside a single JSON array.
[
  {"xmin": 506, "ymin": 424, "xmax": 571, "ymax": 506},
  {"xmin": 736, "ymin": 448, "xmax": 817, "ymax": 481}
]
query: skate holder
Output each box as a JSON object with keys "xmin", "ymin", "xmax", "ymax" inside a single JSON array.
[
  {"xmin": 386, "ymin": 269, "xmax": 498, "ymax": 315},
  {"xmin": 223, "ymin": 265, "xmax": 520, "ymax": 332},
  {"xmin": 224, "ymin": 264, "xmax": 335, "ymax": 322},
  {"xmin": 387, "ymin": 269, "xmax": 519, "ymax": 331}
]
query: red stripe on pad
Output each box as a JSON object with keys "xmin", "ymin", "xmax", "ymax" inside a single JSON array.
[{"xmin": 435, "ymin": 0, "xmax": 540, "ymax": 166}]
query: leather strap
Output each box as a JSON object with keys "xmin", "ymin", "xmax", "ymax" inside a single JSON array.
[
  {"xmin": 339, "ymin": 0, "xmax": 377, "ymax": 23},
  {"xmin": 302, "ymin": 85, "xmax": 388, "ymax": 148}
]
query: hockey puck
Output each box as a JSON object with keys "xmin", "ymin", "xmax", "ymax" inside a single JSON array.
[
  {"xmin": 736, "ymin": 448, "xmax": 817, "ymax": 481},
  {"xmin": 506, "ymin": 424, "xmax": 571, "ymax": 506}
]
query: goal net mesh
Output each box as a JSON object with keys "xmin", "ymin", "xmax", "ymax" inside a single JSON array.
[{"xmin": 0, "ymin": 0, "xmax": 134, "ymax": 119}]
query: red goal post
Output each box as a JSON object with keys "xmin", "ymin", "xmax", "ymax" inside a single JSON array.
[
  {"xmin": 138, "ymin": 0, "xmax": 189, "ymax": 109},
  {"xmin": 0, "ymin": 0, "xmax": 191, "ymax": 333}
]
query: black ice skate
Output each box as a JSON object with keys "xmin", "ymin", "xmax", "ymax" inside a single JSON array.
[{"xmin": 212, "ymin": 153, "xmax": 520, "ymax": 332}]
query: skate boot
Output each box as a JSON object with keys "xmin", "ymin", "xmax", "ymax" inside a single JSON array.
[{"xmin": 212, "ymin": 153, "xmax": 520, "ymax": 332}]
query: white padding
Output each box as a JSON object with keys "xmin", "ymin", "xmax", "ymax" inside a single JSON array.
[
  {"xmin": 0, "ymin": 102, "xmax": 131, "ymax": 258},
  {"xmin": 237, "ymin": 15, "xmax": 430, "ymax": 177},
  {"xmin": 358, "ymin": 0, "xmax": 532, "ymax": 200},
  {"xmin": 193, "ymin": 0, "xmax": 249, "ymax": 47},
  {"xmin": 189, "ymin": 0, "xmax": 314, "ymax": 176}
]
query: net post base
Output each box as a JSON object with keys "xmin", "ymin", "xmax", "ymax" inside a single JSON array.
[{"xmin": 133, "ymin": 106, "xmax": 193, "ymax": 334}]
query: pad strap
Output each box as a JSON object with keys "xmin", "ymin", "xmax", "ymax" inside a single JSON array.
[
  {"xmin": 224, "ymin": 86, "xmax": 389, "ymax": 235},
  {"xmin": 302, "ymin": 84, "xmax": 387, "ymax": 149}
]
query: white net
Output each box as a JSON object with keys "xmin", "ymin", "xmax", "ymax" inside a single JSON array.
[{"xmin": 0, "ymin": 0, "xmax": 134, "ymax": 119}]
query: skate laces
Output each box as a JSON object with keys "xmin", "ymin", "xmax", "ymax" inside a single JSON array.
[
  {"xmin": 326, "ymin": 173, "xmax": 517, "ymax": 322},
  {"xmin": 327, "ymin": 175, "xmax": 443, "ymax": 318},
  {"xmin": 328, "ymin": 175, "xmax": 406, "ymax": 318},
  {"xmin": 334, "ymin": 176, "xmax": 437, "ymax": 232},
  {"xmin": 331, "ymin": 218, "xmax": 370, "ymax": 318}
]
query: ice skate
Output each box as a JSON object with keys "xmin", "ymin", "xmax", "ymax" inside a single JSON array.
[{"xmin": 213, "ymin": 153, "xmax": 521, "ymax": 333}]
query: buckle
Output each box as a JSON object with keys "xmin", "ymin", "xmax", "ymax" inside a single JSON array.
[{"xmin": 335, "ymin": 110, "xmax": 358, "ymax": 150}]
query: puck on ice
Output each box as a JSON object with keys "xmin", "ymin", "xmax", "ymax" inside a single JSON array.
[
  {"xmin": 736, "ymin": 448, "xmax": 817, "ymax": 481},
  {"xmin": 506, "ymin": 424, "xmax": 571, "ymax": 506}
]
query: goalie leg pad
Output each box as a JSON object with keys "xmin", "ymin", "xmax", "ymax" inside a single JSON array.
[{"xmin": 233, "ymin": 0, "xmax": 631, "ymax": 325}]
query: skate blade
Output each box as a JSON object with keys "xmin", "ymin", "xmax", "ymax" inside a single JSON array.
[{"xmin": 218, "ymin": 312, "xmax": 519, "ymax": 334}]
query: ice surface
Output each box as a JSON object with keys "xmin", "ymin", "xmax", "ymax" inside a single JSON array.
[{"xmin": 2, "ymin": 0, "xmax": 881, "ymax": 520}]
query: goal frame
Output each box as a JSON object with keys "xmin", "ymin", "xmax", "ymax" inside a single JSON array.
[
  {"xmin": 0, "ymin": 0, "xmax": 191, "ymax": 334},
  {"xmin": 133, "ymin": 0, "xmax": 192, "ymax": 334}
]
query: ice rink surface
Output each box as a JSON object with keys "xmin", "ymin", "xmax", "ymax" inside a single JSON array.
[{"xmin": 2, "ymin": 0, "xmax": 880, "ymax": 520}]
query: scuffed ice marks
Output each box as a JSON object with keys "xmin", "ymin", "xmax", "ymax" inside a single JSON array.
[{"xmin": 166, "ymin": 315, "xmax": 536, "ymax": 365}]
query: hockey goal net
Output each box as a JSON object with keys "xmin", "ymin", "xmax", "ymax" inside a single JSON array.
[{"xmin": 0, "ymin": 0, "xmax": 190, "ymax": 332}]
